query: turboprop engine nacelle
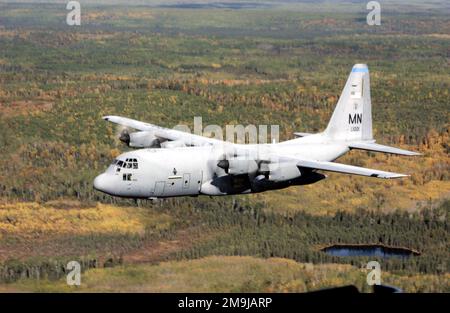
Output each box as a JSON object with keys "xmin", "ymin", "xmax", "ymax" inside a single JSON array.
[
  {"xmin": 267, "ymin": 163, "xmax": 301, "ymax": 182},
  {"xmin": 217, "ymin": 158, "xmax": 258, "ymax": 175},
  {"xmin": 121, "ymin": 131, "xmax": 160, "ymax": 148},
  {"xmin": 160, "ymin": 140, "xmax": 186, "ymax": 149}
]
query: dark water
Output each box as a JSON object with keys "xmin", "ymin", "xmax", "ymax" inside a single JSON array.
[{"xmin": 322, "ymin": 245, "xmax": 420, "ymax": 259}]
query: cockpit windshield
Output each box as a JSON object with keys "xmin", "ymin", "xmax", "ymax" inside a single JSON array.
[
  {"xmin": 111, "ymin": 158, "xmax": 138, "ymax": 172},
  {"xmin": 128, "ymin": 158, "xmax": 138, "ymax": 169}
]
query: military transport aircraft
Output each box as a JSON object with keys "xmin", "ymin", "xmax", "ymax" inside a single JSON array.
[{"xmin": 93, "ymin": 64, "xmax": 420, "ymax": 199}]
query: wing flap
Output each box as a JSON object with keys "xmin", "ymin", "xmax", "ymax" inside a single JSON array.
[{"xmin": 296, "ymin": 159, "xmax": 408, "ymax": 179}]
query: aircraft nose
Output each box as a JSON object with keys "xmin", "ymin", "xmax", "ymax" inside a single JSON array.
[{"xmin": 93, "ymin": 173, "xmax": 108, "ymax": 193}]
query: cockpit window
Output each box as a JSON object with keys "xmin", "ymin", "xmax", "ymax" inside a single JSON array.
[
  {"xmin": 122, "ymin": 173, "xmax": 132, "ymax": 181},
  {"xmin": 115, "ymin": 158, "xmax": 138, "ymax": 170}
]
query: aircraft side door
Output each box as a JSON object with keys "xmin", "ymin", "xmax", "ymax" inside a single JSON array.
[{"xmin": 152, "ymin": 181, "xmax": 165, "ymax": 197}]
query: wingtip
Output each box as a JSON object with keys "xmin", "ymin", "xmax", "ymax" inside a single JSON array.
[
  {"xmin": 386, "ymin": 173, "xmax": 410, "ymax": 179},
  {"xmin": 374, "ymin": 172, "xmax": 410, "ymax": 179},
  {"xmin": 102, "ymin": 115, "xmax": 117, "ymax": 121}
]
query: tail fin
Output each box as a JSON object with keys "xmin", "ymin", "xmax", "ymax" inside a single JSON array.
[{"xmin": 324, "ymin": 64, "xmax": 372, "ymax": 141}]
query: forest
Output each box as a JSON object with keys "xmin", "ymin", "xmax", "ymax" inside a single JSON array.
[{"xmin": 0, "ymin": 0, "xmax": 448, "ymax": 292}]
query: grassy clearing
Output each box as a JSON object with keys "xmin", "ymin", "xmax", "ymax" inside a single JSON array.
[
  {"xmin": 0, "ymin": 201, "xmax": 172, "ymax": 240},
  {"xmin": 2, "ymin": 256, "xmax": 448, "ymax": 293},
  {"xmin": 0, "ymin": 200, "xmax": 178, "ymax": 264}
]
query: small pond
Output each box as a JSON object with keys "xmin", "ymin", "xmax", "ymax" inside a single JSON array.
[{"xmin": 321, "ymin": 244, "xmax": 420, "ymax": 259}]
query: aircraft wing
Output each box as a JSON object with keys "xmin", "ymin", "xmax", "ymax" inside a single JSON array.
[
  {"xmin": 278, "ymin": 156, "xmax": 408, "ymax": 179},
  {"xmin": 104, "ymin": 115, "xmax": 160, "ymax": 132},
  {"xmin": 103, "ymin": 115, "xmax": 225, "ymax": 147}
]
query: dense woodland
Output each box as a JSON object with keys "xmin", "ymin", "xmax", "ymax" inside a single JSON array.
[
  {"xmin": 171, "ymin": 199, "xmax": 450, "ymax": 275},
  {"xmin": 0, "ymin": 1, "xmax": 448, "ymax": 291},
  {"xmin": 0, "ymin": 199, "xmax": 448, "ymax": 283}
]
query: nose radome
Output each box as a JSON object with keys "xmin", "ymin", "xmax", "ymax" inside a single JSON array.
[{"xmin": 93, "ymin": 173, "xmax": 107, "ymax": 192}]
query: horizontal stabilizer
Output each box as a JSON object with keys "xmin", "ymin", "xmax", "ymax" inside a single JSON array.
[
  {"xmin": 349, "ymin": 142, "xmax": 421, "ymax": 156},
  {"xmin": 296, "ymin": 159, "xmax": 408, "ymax": 179}
]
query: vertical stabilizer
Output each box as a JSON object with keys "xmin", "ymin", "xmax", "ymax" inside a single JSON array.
[{"xmin": 324, "ymin": 64, "xmax": 373, "ymax": 141}]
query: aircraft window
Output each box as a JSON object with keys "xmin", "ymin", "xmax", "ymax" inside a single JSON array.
[
  {"xmin": 133, "ymin": 163, "xmax": 138, "ymax": 169},
  {"xmin": 127, "ymin": 163, "xmax": 132, "ymax": 169},
  {"xmin": 122, "ymin": 162, "xmax": 126, "ymax": 168},
  {"xmin": 123, "ymin": 173, "xmax": 132, "ymax": 181},
  {"xmin": 117, "ymin": 161, "xmax": 123, "ymax": 167}
]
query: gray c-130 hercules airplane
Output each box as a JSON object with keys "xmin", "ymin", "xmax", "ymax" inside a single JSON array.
[{"xmin": 94, "ymin": 64, "xmax": 420, "ymax": 199}]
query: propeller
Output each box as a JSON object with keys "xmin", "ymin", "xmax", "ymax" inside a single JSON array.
[
  {"xmin": 119, "ymin": 128, "xmax": 130, "ymax": 145},
  {"xmin": 217, "ymin": 159, "xmax": 229, "ymax": 173},
  {"xmin": 114, "ymin": 125, "xmax": 132, "ymax": 146}
]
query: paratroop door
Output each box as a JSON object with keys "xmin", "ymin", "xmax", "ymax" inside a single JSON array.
[{"xmin": 153, "ymin": 181, "xmax": 165, "ymax": 197}]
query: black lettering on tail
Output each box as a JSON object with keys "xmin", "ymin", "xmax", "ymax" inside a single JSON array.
[{"xmin": 349, "ymin": 113, "xmax": 362, "ymax": 124}]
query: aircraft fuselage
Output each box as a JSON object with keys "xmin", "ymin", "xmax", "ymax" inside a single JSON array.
[{"xmin": 93, "ymin": 137, "xmax": 349, "ymax": 198}]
